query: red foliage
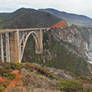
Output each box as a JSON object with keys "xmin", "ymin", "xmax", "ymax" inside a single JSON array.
[{"xmin": 50, "ymin": 20, "xmax": 67, "ymax": 28}]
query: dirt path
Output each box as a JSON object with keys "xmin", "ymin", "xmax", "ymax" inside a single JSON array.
[
  {"xmin": 4, "ymin": 70, "xmax": 23, "ymax": 92},
  {"xmin": 9, "ymin": 70, "xmax": 22, "ymax": 87},
  {"xmin": 0, "ymin": 76, "xmax": 8, "ymax": 83}
]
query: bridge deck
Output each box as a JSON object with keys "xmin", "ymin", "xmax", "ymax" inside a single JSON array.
[{"xmin": 0, "ymin": 28, "xmax": 50, "ymax": 33}]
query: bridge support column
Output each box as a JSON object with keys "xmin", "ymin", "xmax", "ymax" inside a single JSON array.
[
  {"xmin": 5, "ymin": 33, "xmax": 10, "ymax": 62},
  {"xmin": 35, "ymin": 30, "xmax": 43, "ymax": 54},
  {"xmin": 0, "ymin": 34, "xmax": 4, "ymax": 62},
  {"xmin": 17, "ymin": 31, "xmax": 21, "ymax": 63},
  {"xmin": 9, "ymin": 31, "xmax": 20, "ymax": 62}
]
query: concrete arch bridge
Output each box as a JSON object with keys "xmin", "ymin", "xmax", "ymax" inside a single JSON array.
[{"xmin": 0, "ymin": 28, "xmax": 50, "ymax": 63}]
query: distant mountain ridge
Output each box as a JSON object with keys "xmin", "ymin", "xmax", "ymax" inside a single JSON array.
[
  {"xmin": 0, "ymin": 8, "xmax": 92, "ymax": 28},
  {"xmin": 39, "ymin": 8, "xmax": 92, "ymax": 28},
  {"xmin": 0, "ymin": 8, "xmax": 66, "ymax": 29}
]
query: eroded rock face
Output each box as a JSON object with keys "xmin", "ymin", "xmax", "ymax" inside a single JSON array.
[
  {"xmin": 48, "ymin": 67, "xmax": 75, "ymax": 80},
  {"xmin": 50, "ymin": 20, "xmax": 67, "ymax": 28},
  {"xmin": 50, "ymin": 25, "xmax": 90, "ymax": 60}
]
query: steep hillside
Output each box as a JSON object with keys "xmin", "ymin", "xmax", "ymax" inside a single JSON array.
[
  {"xmin": 39, "ymin": 8, "xmax": 92, "ymax": 28},
  {"xmin": 22, "ymin": 26, "xmax": 90, "ymax": 76},
  {"xmin": 0, "ymin": 8, "xmax": 66, "ymax": 29},
  {"xmin": 0, "ymin": 13, "xmax": 10, "ymax": 22}
]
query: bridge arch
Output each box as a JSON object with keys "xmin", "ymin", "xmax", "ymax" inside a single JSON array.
[{"xmin": 20, "ymin": 31, "xmax": 41, "ymax": 62}]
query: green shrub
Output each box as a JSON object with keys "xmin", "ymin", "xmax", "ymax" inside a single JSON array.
[
  {"xmin": 0, "ymin": 82, "xmax": 9, "ymax": 91},
  {"xmin": 58, "ymin": 79, "xmax": 92, "ymax": 92},
  {"xmin": 2, "ymin": 72, "xmax": 15, "ymax": 80},
  {"xmin": 58, "ymin": 80, "xmax": 82, "ymax": 91}
]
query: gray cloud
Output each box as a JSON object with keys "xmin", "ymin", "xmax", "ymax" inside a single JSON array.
[{"xmin": 0, "ymin": 0, "xmax": 92, "ymax": 18}]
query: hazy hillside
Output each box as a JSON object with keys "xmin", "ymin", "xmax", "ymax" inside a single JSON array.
[
  {"xmin": 39, "ymin": 8, "xmax": 92, "ymax": 28},
  {"xmin": 0, "ymin": 13, "xmax": 10, "ymax": 22},
  {"xmin": 0, "ymin": 8, "xmax": 92, "ymax": 28},
  {"xmin": 0, "ymin": 8, "xmax": 65, "ymax": 28}
]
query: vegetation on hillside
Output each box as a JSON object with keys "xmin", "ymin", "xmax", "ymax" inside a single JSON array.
[
  {"xmin": 23, "ymin": 30, "xmax": 89, "ymax": 76},
  {"xmin": 0, "ymin": 63, "xmax": 92, "ymax": 92}
]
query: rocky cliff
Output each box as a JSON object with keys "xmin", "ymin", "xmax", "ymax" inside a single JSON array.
[{"xmin": 52, "ymin": 25, "xmax": 89, "ymax": 59}]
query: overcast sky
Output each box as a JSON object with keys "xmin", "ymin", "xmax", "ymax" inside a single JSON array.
[{"xmin": 0, "ymin": 0, "xmax": 92, "ymax": 18}]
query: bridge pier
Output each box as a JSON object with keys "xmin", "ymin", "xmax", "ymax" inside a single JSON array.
[
  {"xmin": 35, "ymin": 30, "xmax": 43, "ymax": 54},
  {"xmin": 0, "ymin": 34, "xmax": 4, "ymax": 62},
  {"xmin": 6, "ymin": 33, "xmax": 10, "ymax": 62},
  {"xmin": 9, "ymin": 32, "xmax": 19, "ymax": 62}
]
